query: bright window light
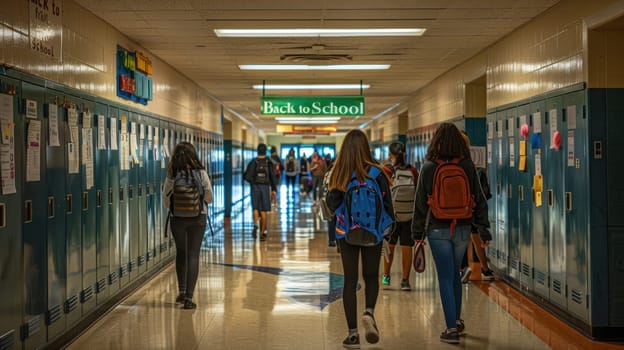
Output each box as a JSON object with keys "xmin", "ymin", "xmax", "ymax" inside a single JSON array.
[
  {"xmin": 215, "ymin": 28, "xmax": 426, "ymax": 37},
  {"xmin": 253, "ymin": 84, "xmax": 370, "ymax": 90},
  {"xmin": 240, "ymin": 64, "xmax": 390, "ymax": 70},
  {"xmin": 276, "ymin": 117, "xmax": 340, "ymax": 124}
]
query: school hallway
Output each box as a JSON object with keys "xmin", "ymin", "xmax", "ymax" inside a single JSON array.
[{"xmin": 66, "ymin": 186, "xmax": 623, "ymax": 350}]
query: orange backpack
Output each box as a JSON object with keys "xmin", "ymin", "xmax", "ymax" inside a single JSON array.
[{"xmin": 426, "ymin": 158, "xmax": 475, "ymax": 234}]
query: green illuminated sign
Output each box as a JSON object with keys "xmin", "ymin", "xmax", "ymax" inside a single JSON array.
[{"xmin": 261, "ymin": 96, "xmax": 365, "ymax": 116}]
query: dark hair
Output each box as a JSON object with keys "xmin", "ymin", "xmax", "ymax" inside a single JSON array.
[
  {"xmin": 389, "ymin": 141, "xmax": 406, "ymax": 167},
  {"xmin": 270, "ymin": 146, "xmax": 277, "ymax": 154},
  {"xmin": 425, "ymin": 123, "xmax": 471, "ymax": 161},
  {"xmin": 257, "ymin": 143, "xmax": 267, "ymax": 155},
  {"xmin": 168, "ymin": 142, "xmax": 204, "ymax": 178},
  {"xmin": 329, "ymin": 129, "xmax": 389, "ymax": 191}
]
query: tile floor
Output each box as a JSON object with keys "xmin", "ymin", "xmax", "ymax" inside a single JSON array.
[{"xmin": 67, "ymin": 187, "xmax": 624, "ymax": 350}]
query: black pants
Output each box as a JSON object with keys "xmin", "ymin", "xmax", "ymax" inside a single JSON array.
[
  {"xmin": 170, "ymin": 214, "xmax": 206, "ymax": 299},
  {"xmin": 286, "ymin": 175, "xmax": 297, "ymax": 187},
  {"xmin": 339, "ymin": 239, "xmax": 382, "ymax": 329}
]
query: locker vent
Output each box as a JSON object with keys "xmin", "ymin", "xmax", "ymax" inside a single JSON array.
[
  {"xmin": 552, "ymin": 279, "xmax": 562, "ymax": 294},
  {"xmin": 510, "ymin": 257, "xmax": 519, "ymax": 271},
  {"xmin": 0, "ymin": 329, "xmax": 15, "ymax": 350},
  {"xmin": 521, "ymin": 263, "xmax": 531, "ymax": 277},
  {"xmin": 571, "ymin": 289, "xmax": 584, "ymax": 304},
  {"xmin": 45, "ymin": 304, "xmax": 62, "ymax": 325},
  {"xmin": 64, "ymin": 295, "xmax": 79, "ymax": 314},
  {"xmin": 536, "ymin": 270, "xmax": 547, "ymax": 286},
  {"xmin": 119, "ymin": 264, "xmax": 128, "ymax": 277},
  {"xmin": 96, "ymin": 279, "xmax": 107, "ymax": 293},
  {"xmin": 160, "ymin": 243, "xmax": 167, "ymax": 253},
  {"xmin": 20, "ymin": 316, "xmax": 40, "ymax": 341},
  {"xmin": 128, "ymin": 259, "xmax": 136, "ymax": 271},
  {"xmin": 138, "ymin": 255, "xmax": 145, "ymax": 266},
  {"xmin": 146, "ymin": 250, "xmax": 152, "ymax": 262},
  {"xmin": 80, "ymin": 286, "xmax": 94, "ymax": 303},
  {"xmin": 108, "ymin": 271, "xmax": 118, "ymax": 285}
]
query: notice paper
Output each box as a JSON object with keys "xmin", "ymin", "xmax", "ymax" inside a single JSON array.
[
  {"xmin": 110, "ymin": 117, "xmax": 118, "ymax": 150},
  {"xmin": 48, "ymin": 104, "xmax": 60, "ymax": 147},
  {"xmin": 82, "ymin": 128, "xmax": 94, "ymax": 189},
  {"xmin": 0, "ymin": 94, "xmax": 13, "ymax": 145},
  {"xmin": 509, "ymin": 137, "xmax": 515, "ymax": 168},
  {"xmin": 97, "ymin": 115, "xmax": 106, "ymax": 150},
  {"xmin": 26, "ymin": 99, "xmax": 37, "ymax": 119},
  {"xmin": 68, "ymin": 107, "xmax": 78, "ymax": 126},
  {"xmin": 68, "ymin": 142, "xmax": 79, "ymax": 174},
  {"xmin": 0, "ymin": 123, "xmax": 16, "ymax": 194},
  {"xmin": 26, "ymin": 120, "xmax": 41, "ymax": 182}
]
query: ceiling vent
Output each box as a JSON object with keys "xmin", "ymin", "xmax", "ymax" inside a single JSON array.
[{"xmin": 280, "ymin": 54, "xmax": 353, "ymax": 63}]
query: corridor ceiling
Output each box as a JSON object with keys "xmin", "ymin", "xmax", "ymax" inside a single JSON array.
[{"xmin": 75, "ymin": 0, "xmax": 559, "ymax": 134}]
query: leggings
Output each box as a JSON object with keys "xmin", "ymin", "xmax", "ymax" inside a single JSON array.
[
  {"xmin": 170, "ymin": 214, "xmax": 206, "ymax": 299},
  {"xmin": 339, "ymin": 239, "xmax": 382, "ymax": 329}
]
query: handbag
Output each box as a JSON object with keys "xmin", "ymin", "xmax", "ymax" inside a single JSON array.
[{"xmin": 413, "ymin": 241, "xmax": 426, "ymax": 273}]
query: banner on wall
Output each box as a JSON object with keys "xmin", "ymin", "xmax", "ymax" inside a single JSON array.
[{"xmin": 29, "ymin": 0, "xmax": 63, "ymax": 60}]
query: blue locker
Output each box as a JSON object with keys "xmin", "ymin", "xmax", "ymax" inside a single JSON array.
[
  {"xmin": 155, "ymin": 122, "xmax": 166, "ymax": 260},
  {"xmin": 134, "ymin": 114, "xmax": 147, "ymax": 275},
  {"xmin": 495, "ymin": 112, "xmax": 509, "ymax": 273},
  {"xmin": 127, "ymin": 114, "xmax": 140, "ymax": 281},
  {"xmin": 107, "ymin": 108, "xmax": 121, "ymax": 295},
  {"xmin": 515, "ymin": 104, "xmax": 533, "ymax": 287},
  {"xmin": 145, "ymin": 118, "xmax": 156, "ymax": 268},
  {"xmin": 117, "ymin": 112, "xmax": 130, "ymax": 287},
  {"xmin": 93, "ymin": 102, "xmax": 110, "ymax": 305},
  {"xmin": 505, "ymin": 108, "xmax": 521, "ymax": 283}
]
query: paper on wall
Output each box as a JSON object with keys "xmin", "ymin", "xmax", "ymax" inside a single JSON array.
[
  {"xmin": 535, "ymin": 153, "xmax": 542, "ymax": 175},
  {"xmin": 110, "ymin": 117, "xmax": 118, "ymax": 150},
  {"xmin": 0, "ymin": 123, "xmax": 16, "ymax": 194},
  {"xmin": 68, "ymin": 107, "xmax": 78, "ymax": 126},
  {"xmin": 83, "ymin": 112, "xmax": 92, "ymax": 129},
  {"xmin": 83, "ymin": 128, "xmax": 94, "ymax": 188},
  {"xmin": 48, "ymin": 104, "xmax": 60, "ymax": 146},
  {"xmin": 0, "ymin": 94, "xmax": 13, "ymax": 145},
  {"xmin": 26, "ymin": 99, "xmax": 37, "ymax": 119},
  {"xmin": 508, "ymin": 118, "xmax": 514, "ymax": 137},
  {"xmin": 533, "ymin": 112, "xmax": 542, "ymax": 133},
  {"xmin": 487, "ymin": 140, "xmax": 492, "ymax": 164},
  {"xmin": 154, "ymin": 127, "xmax": 161, "ymax": 161},
  {"xmin": 567, "ymin": 105, "xmax": 577, "ymax": 130},
  {"xmin": 568, "ymin": 130, "xmax": 575, "ymax": 167},
  {"xmin": 97, "ymin": 115, "xmax": 106, "ymax": 150},
  {"xmin": 26, "ymin": 120, "xmax": 41, "ymax": 182},
  {"xmin": 140, "ymin": 123, "xmax": 145, "ymax": 140},
  {"xmin": 68, "ymin": 142, "xmax": 79, "ymax": 174},
  {"xmin": 509, "ymin": 137, "xmax": 515, "ymax": 168}
]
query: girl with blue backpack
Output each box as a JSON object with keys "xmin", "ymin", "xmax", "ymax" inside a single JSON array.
[{"xmin": 326, "ymin": 129, "xmax": 395, "ymax": 349}]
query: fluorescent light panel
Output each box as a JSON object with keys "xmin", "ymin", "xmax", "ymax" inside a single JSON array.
[
  {"xmin": 276, "ymin": 117, "xmax": 340, "ymax": 124},
  {"xmin": 253, "ymin": 84, "xmax": 370, "ymax": 90},
  {"xmin": 215, "ymin": 28, "xmax": 426, "ymax": 37},
  {"xmin": 240, "ymin": 64, "xmax": 390, "ymax": 70}
]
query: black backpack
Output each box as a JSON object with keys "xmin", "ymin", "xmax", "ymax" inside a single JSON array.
[
  {"xmin": 300, "ymin": 159, "xmax": 308, "ymax": 172},
  {"xmin": 255, "ymin": 158, "xmax": 270, "ymax": 184},
  {"xmin": 286, "ymin": 157, "xmax": 295, "ymax": 172},
  {"xmin": 170, "ymin": 170, "xmax": 204, "ymax": 217}
]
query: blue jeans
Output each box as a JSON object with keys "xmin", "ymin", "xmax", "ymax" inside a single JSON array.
[{"xmin": 427, "ymin": 225, "xmax": 471, "ymax": 329}]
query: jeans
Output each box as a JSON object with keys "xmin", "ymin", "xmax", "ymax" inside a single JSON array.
[{"xmin": 427, "ymin": 225, "xmax": 471, "ymax": 329}]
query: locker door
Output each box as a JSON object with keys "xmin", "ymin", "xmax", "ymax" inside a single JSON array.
[
  {"xmin": 40, "ymin": 89, "xmax": 66, "ymax": 344},
  {"xmin": 93, "ymin": 103, "xmax": 110, "ymax": 305},
  {"xmin": 79, "ymin": 101, "xmax": 97, "ymax": 316},
  {"xmin": 118, "ymin": 113, "xmax": 130, "ymax": 287},
  {"xmin": 107, "ymin": 108, "xmax": 121, "ymax": 295},
  {"xmin": 60, "ymin": 94, "xmax": 84, "ymax": 327},
  {"xmin": 495, "ymin": 112, "xmax": 509, "ymax": 273},
  {"xmin": 127, "ymin": 115, "xmax": 140, "ymax": 280},
  {"xmin": 515, "ymin": 105, "xmax": 532, "ymax": 286},
  {"xmin": 544, "ymin": 96, "xmax": 566, "ymax": 305},
  {"xmin": 485, "ymin": 116, "xmax": 497, "ymax": 267},
  {"xmin": 145, "ymin": 119, "xmax": 156, "ymax": 268},
  {"xmin": 564, "ymin": 91, "xmax": 589, "ymax": 321},
  {"xmin": 0, "ymin": 78, "xmax": 24, "ymax": 350},
  {"xmin": 135, "ymin": 115, "xmax": 147, "ymax": 275},
  {"xmin": 154, "ymin": 122, "xmax": 165, "ymax": 261},
  {"xmin": 504, "ymin": 108, "xmax": 520, "ymax": 283}
]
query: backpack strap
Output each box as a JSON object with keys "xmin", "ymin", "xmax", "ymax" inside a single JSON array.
[{"xmin": 191, "ymin": 169, "xmax": 205, "ymax": 203}]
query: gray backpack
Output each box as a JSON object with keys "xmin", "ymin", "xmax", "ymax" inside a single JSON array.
[
  {"xmin": 170, "ymin": 170, "xmax": 204, "ymax": 217},
  {"xmin": 391, "ymin": 166, "xmax": 417, "ymax": 222}
]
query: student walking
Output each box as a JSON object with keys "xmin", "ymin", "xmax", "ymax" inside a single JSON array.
[
  {"xmin": 382, "ymin": 141, "xmax": 419, "ymax": 291},
  {"xmin": 310, "ymin": 151, "xmax": 327, "ymax": 204},
  {"xmin": 244, "ymin": 143, "xmax": 277, "ymax": 241},
  {"xmin": 411, "ymin": 123, "xmax": 491, "ymax": 344},
  {"xmin": 163, "ymin": 142, "xmax": 214, "ymax": 309},
  {"xmin": 284, "ymin": 148, "xmax": 298, "ymax": 188},
  {"xmin": 326, "ymin": 129, "xmax": 394, "ymax": 349}
]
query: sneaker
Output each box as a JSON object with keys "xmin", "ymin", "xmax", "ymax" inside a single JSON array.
[
  {"xmin": 456, "ymin": 319, "xmax": 465, "ymax": 334},
  {"xmin": 440, "ymin": 329, "xmax": 460, "ymax": 344},
  {"xmin": 381, "ymin": 274, "xmax": 391, "ymax": 286},
  {"xmin": 252, "ymin": 225, "xmax": 258, "ymax": 238},
  {"xmin": 342, "ymin": 333, "xmax": 360, "ymax": 349},
  {"xmin": 329, "ymin": 241, "xmax": 337, "ymax": 247},
  {"xmin": 183, "ymin": 299, "xmax": 196, "ymax": 309},
  {"xmin": 175, "ymin": 294, "xmax": 185, "ymax": 303},
  {"xmin": 260, "ymin": 231, "xmax": 268, "ymax": 241},
  {"xmin": 400, "ymin": 279, "xmax": 411, "ymax": 291},
  {"xmin": 361, "ymin": 312, "xmax": 379, "ymax": 344},
  {"xmin": 481, "ymin": 268, "xmax": 495, "ymax": 281},
  {"xmin": 460, "ymin": 267, "xmax": 472, "ymax": 284}
]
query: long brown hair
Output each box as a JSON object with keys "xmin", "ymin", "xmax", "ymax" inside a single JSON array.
[
  {"xmin": 425, "ymin": 123, "xmax": 471, "ymax": 161},
  {"xmin": 329, "ymin": 129, "xmax": 388, "ymax": 191},
  {"xmin": 168, "ymin": 142, "xmax": 205, "ymax": 178}
]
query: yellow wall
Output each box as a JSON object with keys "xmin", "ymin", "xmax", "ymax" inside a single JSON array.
[
  {"xmin": 589, "ymin": 29, "xmax": 624, "ymax": 87},
  {"xmin": 0, "ymin": 0, "xmax": 233, "ymax": 134}
]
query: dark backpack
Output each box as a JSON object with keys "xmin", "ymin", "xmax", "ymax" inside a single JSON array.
[
  {"xmin": 477, "ymin": 168, "xmax": 492, "ymax": 200},
  {"xmin": 273, "ymin": 159, "xmax": 282, "ymax": 178},
  {"xmin": 300, "ymin": 159, "xmax": 308, "ymax": 172},
  {"xmin": 335, "ymin": 166, "xmax": 394, "ymax": 246},
  {"xmin": 286, "ymin": 158, "xmax": 295, "ymax": 172},
  {"xmin": 391, "ymin": 166, "xmax": 418, "ymax": 222},
  {"xmin": 254, "ymin": 158, "xmax": 270, "ymax": 184},
  {"xmin": 170, "ymin": 170, "xmax": 204, "ymax": 218},
  {"xmin": 427, "ymin": 158, "xmax": 475, "ymax": 233}
]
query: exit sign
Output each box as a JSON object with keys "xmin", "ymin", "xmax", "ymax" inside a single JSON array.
[{"xmin": 261, "ymin": 96, "xmax": 364, "ymax": 116}]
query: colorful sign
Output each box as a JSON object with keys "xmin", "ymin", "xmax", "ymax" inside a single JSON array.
[
  {"xmin": 261, "ymin": 96, "xmax": 364, "ymax": 116},
  {"xmin": 116, "ymin": 45, "xmax": 153, "ymax": 105}
]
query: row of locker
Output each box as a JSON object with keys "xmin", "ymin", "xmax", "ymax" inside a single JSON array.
[
  {"xmin": 404, "ymin": 84, "xmax": 624, "ymax": 338},
  {"xmin": 0, "ymin": 68, "xmax": 225, "ymax": 350}
]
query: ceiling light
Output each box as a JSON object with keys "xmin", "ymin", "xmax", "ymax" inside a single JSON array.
[
  {"xmin": 253, "ymin": 84, "xmax": 370, "ymax": 90},
  {"xmin": 276, "ymin": 117, "xmax": 341, "ymax": 124},
  {"xmin": 240, "ymin": 64, "xmax": 390, "ymax": 70},
  {"xmin": 215, "ymin": 28, "xmax": 426, "ymax": 37}
]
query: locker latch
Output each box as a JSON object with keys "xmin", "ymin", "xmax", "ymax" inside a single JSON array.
[
  {"xmin": 25, "ymin": 200, "xmax": 33, "ymax": 223},
  {"xmin": 547, "ymin": 190, "xmax": 554, "ymax": 207},
  {"xmin": 96, "ymin": 190, "xmax": 102, "ymax": 208},
  {"xmin": 48, "ymin": 197, "xmax": 55, "ymax": 218},
  {"xmin": 566, "ymin": 192, "xmax": 573, "ymax": 211},
  {"xmin": 0, "ymin": 203, "xmax": 5, "ymax": 228},
  {"xmin": 66, "ymin": 195, "xmax": 72, "ymax": 214},
  {"xmin": 594, "ymin": 141, "xmax": 603, "ymax": 159}
]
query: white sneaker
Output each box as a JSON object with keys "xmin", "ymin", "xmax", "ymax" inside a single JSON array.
[
  {"xmin": 460, "ymin": 267, "xmax": 472, "ymax": 284},
  {"xmin": 361, "ymin": 312, "xmax": 379, "ymax": 344}
]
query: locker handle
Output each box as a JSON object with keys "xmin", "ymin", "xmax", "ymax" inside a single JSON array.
[
  {"xmin": 519, "ymin": 185, "xmax": 524, "ymax": 201},
  {"xmin": 25, "ymin": 200, "xmax": 33, "ymax": 223},
  {"xmin": 0, "ymin": 203, "xmax": 5, "ymax": 228},
  {"xmin": 66, "ymin": 194, "xmax": 73, "ymax": 214},
  {"xmin": 119, "ymin": 187, "xmax": 124, "ymax": 202},
  {"xmin": 547, "ymin": 190, "xmax": 554, "ymax": 207},
  {"xmin": 566, "ymin": 192, "xmax": 573, "ymax": 212},
  {"xmin": 138, "ymin": 184, "xmax": 143, "ymax": 197},
  {"xmin": 146, "ymin": 183, "xmax": 151, "ymax": 195},
  {"xmin": 507, "ymin": 184, "xmax": 512, "ymax": 198},
  {"xmin": 48, "ymin": 196, "xmax": 55, "ymax": 218},
  {"xmin": 108, "ymin": 188, "xmax": 113, "ymax": 204},
  {"xmin": 97, "ymin": 190, "xmax": 102, "ymax": 207},
  {"xmin": 82, "ymin": 192, "xmax": 88, "ymax": 211},
  {"xmin": 129, "ymin": 185, "xmax": 133, "ymax": 199},
  {"xmin": 497, "ymin": 183, "xmax": 502, "ymax": 195}
]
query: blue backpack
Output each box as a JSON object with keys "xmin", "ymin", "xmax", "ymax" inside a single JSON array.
[{"xmin": 335, "ymin": 166, "xmax": 394, "ymax": 246}]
